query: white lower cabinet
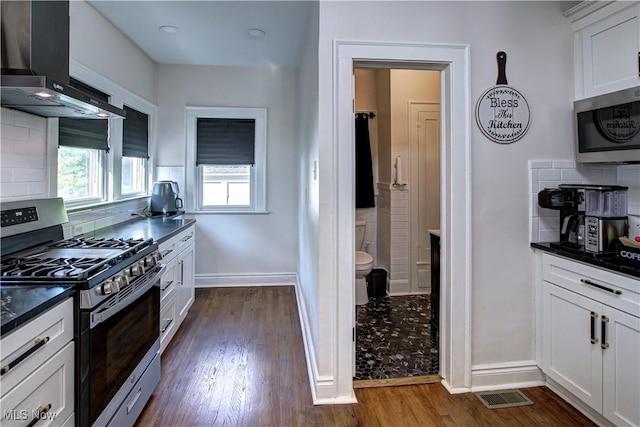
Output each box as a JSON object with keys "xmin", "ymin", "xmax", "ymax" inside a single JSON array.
[
  {"xmin": 0, "ymin": 298, "xmax": 75, "ymax": 427},
  {"xmin": 542, "ymin": 282, "xmax": 603, "ymax": 411},
  {"xmin": 540, "ymin": 254, "xmax": 640, "ymax": 427},
  {"xmin": 158, "ymin": 224, "xmax": 195, "ymax": 354},
  {"xmin": 602, "ymin": 308, "xmax": 640, "ymax": 426},
  {"xmin": 1, "ymin": 342, "xmax": 75, "ymax": 427}
]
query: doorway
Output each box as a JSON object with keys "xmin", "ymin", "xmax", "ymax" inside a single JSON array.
[
  {"xmin": 333, "ymin": 41, "xmax": 472, "ymax": 397},
  {"xmin": 353, "ymin": 69, "xmax": 441, "ymax": 382}
]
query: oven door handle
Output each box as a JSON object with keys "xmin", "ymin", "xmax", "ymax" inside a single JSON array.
[{"xmin": 90, "ymin": 264, "xmax": 165, "ymax": 329}]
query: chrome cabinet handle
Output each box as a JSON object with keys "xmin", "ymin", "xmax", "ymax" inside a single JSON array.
[
  {"xmin": 581, "ymin": 279, "xmax": 622, "ymax": 295},
  {"xmin": 0, "ymin": 337, "xmax": 50, "ymax": 376},
  {"xmin": 180, "ymin": 233, "xmax": 193, "ymax": 243},
  {"xmin": 161, "ymin": 248, "xmax": 174, "ymax": 258},
  {"xmin": 161, "ymin": 280, "xmax": 174, "ymax": 292},
  {"xmin": 25, "ymin": 404, "xmax": 52, "ymax": 427},
  {"xmin": 601, "ymin": 315, "xmax": 610, "ymax": 350},
  {"xmin": 161, "ymin": 318, "xmax": 174, "ymax": 333},
  {"xmin": 590, "ymin": 312, "xmax": 599, "ymax": 344}
]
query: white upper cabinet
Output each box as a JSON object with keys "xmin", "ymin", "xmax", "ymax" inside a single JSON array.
[{"xmin": 567, "ymin": 1, "xmax": 640, "ymax": 99}]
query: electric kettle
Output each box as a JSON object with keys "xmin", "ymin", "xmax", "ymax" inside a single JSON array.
[{"xmin": 150, "ymin": 181, "xmax": 183, "ymax": 215}]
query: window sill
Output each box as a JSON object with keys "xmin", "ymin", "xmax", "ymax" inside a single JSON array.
[
  {"xmin": 188, "ymin": 210, "xmax": 270, "ymax": 215},
  {"xmin": 66, "ymin": 195, "xmax": 149, "ymax": 213}
]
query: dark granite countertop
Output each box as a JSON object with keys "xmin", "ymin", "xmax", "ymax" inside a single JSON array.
[
  {"xmin": 531, "ymin": 242, "xmax": 640, "ymax": 279},
  {"xmin": 83, "ymin": 213, "xmax": 196, "ymax": 244},
  {"xmin": 1, "ymin": 285, "xmax": 75, "ymax": 336}
]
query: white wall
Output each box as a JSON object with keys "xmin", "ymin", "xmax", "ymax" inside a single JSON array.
[
  {"xmin": 312, "ymin": 0, "xmax": 576, "ymax": 395},
  {"xmin": 155, "ymin": 65, "xmax": 299, "ymax": 280},
  {"xmin": 70, "ymin": 1, "xmax": 157, "ymax": 104}
]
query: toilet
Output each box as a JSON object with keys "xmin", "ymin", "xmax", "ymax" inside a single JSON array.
[{"xmin": 355, "ymin": 221, "xmax": 374, "ymax": 305}]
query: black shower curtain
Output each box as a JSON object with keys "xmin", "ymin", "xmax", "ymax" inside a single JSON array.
[{"xmin": 355, "ymin": 114, "xmax": 375, "ymax": 208}]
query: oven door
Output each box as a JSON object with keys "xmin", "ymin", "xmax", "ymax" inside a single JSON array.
[{"xmin": 79, "ymin": 277, "xmax": 160, "ymax": 426}]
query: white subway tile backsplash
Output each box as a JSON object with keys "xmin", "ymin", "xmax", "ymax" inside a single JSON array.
[
  {"xmin": 1, "ymin": 123, "xmax": 30, "ymax": 141},
  {"xmin": 12, "ymin": 111, "xmax": 47, "ymax": 130},
  {"xmin": 530, "ymin": 160, "xmax": 554, "ymax": 169},
  {"xmin": 538, "ymin": 169, "xmax": 561, "ymax": 181},
  {"xmin": 12, "ymin": 168, "xmax": 45, "ymax": 182},
  {"xmin": 553, "ymin": 160, "xmax": 576, "ymax": 169}
]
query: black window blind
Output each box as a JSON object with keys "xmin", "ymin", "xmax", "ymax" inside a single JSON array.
[
  {"xmin": 58, "ymin": 118, "xmax": 109, "ymax": 151},
  {"xmin": 122, "ymin": 105, "xmax": 149, "ymax": 159},
  {"xmin": 59, "ymin": 78, "xmax": 110, "ymax": 151},
  {"xmin": 196, "ymin": 118, "xmax": 255, "ymax": 165}
]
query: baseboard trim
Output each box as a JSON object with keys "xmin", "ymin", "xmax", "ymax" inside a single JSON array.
[
  {"xmin": 470, "ymin": 360, "xmax": 545, "ymax": 392},
  {"xmin": 195, "ymin": 273, "xmax": 296, "ymax": 288},
  {"xmin": 292, "ymin": 275, "xmax": 347, "ymax": 404}
]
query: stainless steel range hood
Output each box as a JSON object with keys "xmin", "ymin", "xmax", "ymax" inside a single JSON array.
[{"xmin": 1, "ymin": 1, "xmax": 125, "ymax": 119}]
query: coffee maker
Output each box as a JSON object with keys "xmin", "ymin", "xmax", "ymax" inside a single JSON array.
[
  {"xmin": 538, "ymin": 184, "xmax": 586, "ymax": 247},
  {"xmin": 538, "ymin": 184, "xmax": 628, "ymax": 254}
]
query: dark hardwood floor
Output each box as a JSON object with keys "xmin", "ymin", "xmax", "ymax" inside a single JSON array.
[{"xmin": 136, "ymin": 287, "xmax": 596, "ymax": 427}]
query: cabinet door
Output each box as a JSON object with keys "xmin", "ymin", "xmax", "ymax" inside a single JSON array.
[
  {"xmin": 177, "ymin": 246, "xmax": 195, "ymax": 323},
  {"xmin": 542, "ymin": 282, "xmax": 603, "ymax": 411},
  {"xmin": 602, "ymin": 308, "xmax": 640, "ymax": 427},
  {"xmin": 580, "ymin": 3, "xmax": 640, "ymax": 98},
  {"xmin": 1, "ymin": 342, "xmax": 74, "ymax": 427}
]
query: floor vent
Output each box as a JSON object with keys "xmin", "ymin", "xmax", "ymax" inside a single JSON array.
[{"xmin": 475, "ymin": 389, "xmax": 534, "ymax": 409}]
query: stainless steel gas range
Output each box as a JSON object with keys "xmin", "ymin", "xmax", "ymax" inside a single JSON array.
[{"xmin": 1, "ymin": 198, "xmax": 163, "ymax": 427}]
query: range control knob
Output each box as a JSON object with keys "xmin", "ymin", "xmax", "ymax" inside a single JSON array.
[
  {"xmin": 114, "ymin": 275, "xmax": 129, "ymax": 288},
  {"xmin": 144, "ymin": 254, "xmax": 157, "ymax": 267},
  {"xmin": 101, "ymin": 280, "xmax": 120, "ymax": 295},
  {"xmin": 127, "ymin": 263, "xmax": 145, "ymax": 277}
]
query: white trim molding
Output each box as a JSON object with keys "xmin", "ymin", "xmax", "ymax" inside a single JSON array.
[
  {"xmin": 470, "ymin": 361, "xmax": 545, "ymax": 392},
  {"xmin": 195, "ymin": 273, "xmax": 296, "ymax": 288},
  {"xmin": 334, "ymin": 40, "xmax": 472, "ymax": 398}
]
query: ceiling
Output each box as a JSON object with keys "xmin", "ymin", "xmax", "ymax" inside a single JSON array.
[
  {"xmin": 87, "ymin": 1, "xmax": 314, "ymax": 67},
  {"xmin": 88, "ymin": 1, "xmax": 582, "ymax": 69}
]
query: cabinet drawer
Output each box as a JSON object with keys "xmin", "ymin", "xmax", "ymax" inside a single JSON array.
[
  {"xmin": 1, "ymin": 299, "xmax": 74, "ymax": 395},
  {"xmin": 175, "ymin": 226, "xmax": 195, "ymax": 253},
  {"xmin": 158, "ymin": 237, "xmax": 178, "ymax": 264},
  {"xmin": 0, "ymin": 342, "xmax": 74, "ymax": 427},
  {"xmin": 160, "ymin": 293, "xmax": 178, "ymax": 355},
  {"xmin": 542, "ymin": 254, "xmax": 640, "ymax": 317},
  {"xmin": 160, "ymin": 259, "xmax": 177, "ymax": 306}
]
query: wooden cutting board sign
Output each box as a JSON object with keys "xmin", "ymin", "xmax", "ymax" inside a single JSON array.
[{"xmin": 476, "ymin": 52, "xmax": 531, "ymax": 144}]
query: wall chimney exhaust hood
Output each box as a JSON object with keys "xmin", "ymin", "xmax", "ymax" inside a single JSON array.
[{"xmin": 1, "ymin": 1, "xmax": 125, "ymax": 119}]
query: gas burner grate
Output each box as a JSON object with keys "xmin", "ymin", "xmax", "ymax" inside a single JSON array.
[
  {"xmin": 51, "ymin": 237, "xmax": 144, "ymax": 249},
  {"xmin": 1, "ymin": 256, "xmax": 110, "ymax": 279}
]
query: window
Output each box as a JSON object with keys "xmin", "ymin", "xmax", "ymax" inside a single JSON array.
[
  {"xmin": 121, "ymin": 105, "xmax": 149, "ymax": 195},
  {"xmin": 186, "ymin": 107, "xmax": 267, "ymax": 213},
  {"xmin": 58, "ymin": 145, "xmax": 104, "ymax": 202},
  {"xmin": 57, "ymin": 78, "xmax": 109, "ymax": 204}
]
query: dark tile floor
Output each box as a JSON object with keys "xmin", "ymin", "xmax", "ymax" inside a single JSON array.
[{"xmin": 354, "ymin": 294, "xmax": 439, "ymax": 380}]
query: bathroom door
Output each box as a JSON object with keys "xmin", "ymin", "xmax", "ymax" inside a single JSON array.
[{"xmin": 409, "ymin": 102, "xmax": 440, "ymax": 294}]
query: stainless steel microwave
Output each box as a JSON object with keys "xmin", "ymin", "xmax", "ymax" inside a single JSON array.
[{"xmin": 574, "ymin": 86, "xmax": 640, "ymax": 163}]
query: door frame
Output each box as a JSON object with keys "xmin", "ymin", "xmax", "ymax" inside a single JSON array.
[{"xmin": 334, "ymin": 40, "xmax": 472, "ymax": 393}]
